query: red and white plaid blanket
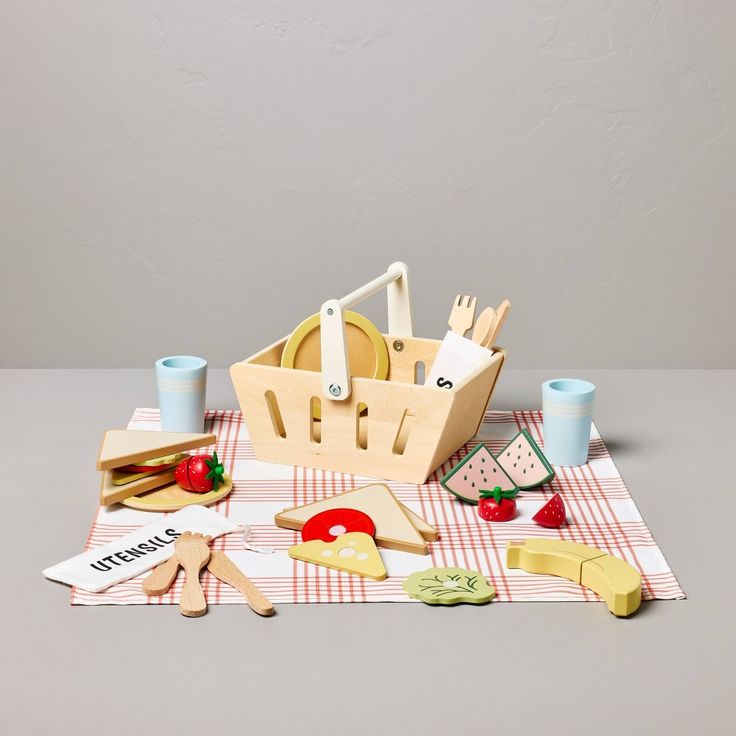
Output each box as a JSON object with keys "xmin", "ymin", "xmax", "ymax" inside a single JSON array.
[{"xmin": 71, "ymin": 409, "xmax": 684, "ymax": 606}]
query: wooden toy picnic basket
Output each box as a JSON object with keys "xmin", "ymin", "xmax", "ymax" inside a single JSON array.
[{"xmin": 230, "ymin": 263, "xmax": 505, "ymax": 484}]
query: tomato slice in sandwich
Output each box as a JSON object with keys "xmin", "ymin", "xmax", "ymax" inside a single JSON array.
[{"xmin": 118, "ymin": 452, "xmax": 189, "ymax": 474}]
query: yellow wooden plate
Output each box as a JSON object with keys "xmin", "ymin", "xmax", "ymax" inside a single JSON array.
[
  {"xmin": 121, "ymin": 473, "xmax": 233, "ymax": 512},
  {"xmin": 281, "ymin": 310, "xmax": 389, "ymax": 379},
  {"xmin": 281, "ymin": 311, "xmax": 389, "ymax": 420}
]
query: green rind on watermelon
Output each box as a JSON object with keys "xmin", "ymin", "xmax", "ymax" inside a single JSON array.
[
  {"xmin": 495, "ymin": 428, "xmax": 555, "ymax": 489},
  {"xmin": 440, "ymin": 443, "xmax": 517, "ymax": 505}
]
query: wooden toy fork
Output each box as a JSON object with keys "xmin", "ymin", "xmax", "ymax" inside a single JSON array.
[
  {"xmin": 448, "ymin": 294, "xmax": 477, "ymax": 336},
  {"xmin": 175, "ymin": 532, "xmax": 212, "ymax": 617}
]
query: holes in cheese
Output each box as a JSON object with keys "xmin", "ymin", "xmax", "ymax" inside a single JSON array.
[{"xmin": 288, "ymin": 532, "xmax": 386, "ymax": 580}]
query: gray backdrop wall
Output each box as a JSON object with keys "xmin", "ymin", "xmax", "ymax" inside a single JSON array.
[{"xmin": 2, "ymin": 1, "xmax": 734, "ymax": 368}]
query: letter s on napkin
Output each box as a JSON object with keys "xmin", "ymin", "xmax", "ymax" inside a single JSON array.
[{"xmin": 425, "ymin": 331, "xmax": 494, "ymax": 390}]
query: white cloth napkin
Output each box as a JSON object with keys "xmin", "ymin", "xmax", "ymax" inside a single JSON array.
[
  {"xmin": 425, "ymin": 331, "xmax": 494, "ymax": 390},
  {"xmin": 43, "ymin": 505, "xmax": 239, "ymax": 592}
]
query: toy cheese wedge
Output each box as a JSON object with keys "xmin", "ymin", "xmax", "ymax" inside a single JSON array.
[
  {"xmin": 97, "ymin": 430, "xmax": 216, "ymax": 506},
  {"xmin": 275, "ymin": 484, "xmax": 430, "ymax": 555},
  {"xmin": 288, "ymin": 532, "xmax": 387, "ymax": 580}
]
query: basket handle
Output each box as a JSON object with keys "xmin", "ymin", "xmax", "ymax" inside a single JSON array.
[{"xmin": 319, "ymin": 262, "xmax": 413, "ymax": 400}]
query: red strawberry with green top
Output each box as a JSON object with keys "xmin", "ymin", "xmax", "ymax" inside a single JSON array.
[
  {"xmin": 532, "ymin": 493, "xmax": 566, "ymax": 528},
  {"xmin": 174, "ymin": 451, "xmax": 225, "ymax": 493},
  {"xmin": 478, "ymin": 486, "xmax": 519, "ymax": 522}
]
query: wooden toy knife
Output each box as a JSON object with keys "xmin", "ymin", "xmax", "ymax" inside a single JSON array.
[
  {"xmin": 485, "ymin": 299, "xmax": 511, "ymax": 347},
  {"xmin": 207, "ymin": 551, "xmax": 275, "ymax": 617},
  {"xmin": 142, "ymin": 554, "xmax": 180, "ymax": 596}
]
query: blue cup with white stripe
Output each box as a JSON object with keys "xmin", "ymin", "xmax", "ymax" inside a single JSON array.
[
  {"xmin": 542, "ymin": 378, "xmax": 596, "ymax": 467},
  {"xmin": 155, "ymin": 356, "xmax": 208, "ymax": 433}
]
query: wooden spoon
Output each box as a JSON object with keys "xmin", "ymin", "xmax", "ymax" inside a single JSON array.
[
  {"xmin": 175, "ymin": 532, "xmax": 211, "ymax": 617},
  {"xmin": 470, "ymin": 307, "xmax": 496, "ymax": 346},
  {"xmin": 207, "ymin": 551, "xmax": 275, "ymax": 617},
  {"xmin": 142, "ymin": 554, "xmax": 180, "ymax": 596}
]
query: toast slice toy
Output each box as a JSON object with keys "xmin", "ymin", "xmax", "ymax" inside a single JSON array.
[
  {"xmin": 288, "ymin": 532, "xmax": 387, "ymax": 580},
  {"xmin": 100, "ymin": 468, "xmax": 178, "ymax": 507},
  {"xmin": 279, "ymin": 499, "xmax": 438, "ymax": 543},
  {"xmin": 97, "ymin": 430, "xmax": 216, "ymax": 506},
  {"xmin": 275, "ymin": 484, "xmax": 429, "ymax": 555},
  {"xmin": 402, "ymin": 506, "xmax": 439, "ymax": 542},
  {"xmin": 496, "ymin": 429, "xmax": 555, "ymax": 489},
  {"xmin": 440, "ymin": 443, "xmax": 517, "ymax": 505}
]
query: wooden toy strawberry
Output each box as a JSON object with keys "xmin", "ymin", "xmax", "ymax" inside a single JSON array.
[
  {"xmin": 174, "ymin": 451, "xmax": 225, "ymax": 493},
  {"xmin": 478, "ymin": 486, "xmax": 518, "ymax": 522},
  {"xmin": 532, "ymin": 493, "xmax": 566, "ymax": 528}
]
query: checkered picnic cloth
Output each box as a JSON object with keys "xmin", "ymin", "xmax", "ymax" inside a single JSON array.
[{"xmin": 71, "ymin": 408, "xmax": 684, "ymax": 605}]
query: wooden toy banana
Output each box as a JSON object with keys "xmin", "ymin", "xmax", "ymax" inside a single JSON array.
[{"xmin": 506, "ymin": 539, "xmax": 642, "ymax": 617}]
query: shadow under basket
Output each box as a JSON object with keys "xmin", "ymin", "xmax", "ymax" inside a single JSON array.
[{"xmin": 230, "ymin": 335, "xmax": 505, "ymax": 484}]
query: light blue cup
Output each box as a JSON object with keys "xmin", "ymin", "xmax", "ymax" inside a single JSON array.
[
  {"xmin": 542, "ymin": 378, "xmax": 596, "ymax": 467},
  {"xmin": 155, "ymin": 356, "xmax": 208, "ymax": 433}
]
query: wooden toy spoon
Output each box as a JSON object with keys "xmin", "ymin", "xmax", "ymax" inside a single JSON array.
[
  {"xmin": 207, "ymin": 551, "xmax": 275, "ymax": 617},
  {"xmin": 470, "ymin": 307, "xmax": 496, "ymax": 346},
  {"xmin": 175, "ymin": 532, "xmax": 211, "ymax": 617},
  {"xmin": 142, "ymin": 554, "xmax": 180, "ymax": 596}
]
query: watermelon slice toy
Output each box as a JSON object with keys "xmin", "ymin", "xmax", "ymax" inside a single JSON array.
[
  {"xmin": 440, "ymin": 444, "xmax": 517, "ymax": 505},
  {"xmin": 496, "ymin": 429, "xmax": 555, "ymax": 489}
]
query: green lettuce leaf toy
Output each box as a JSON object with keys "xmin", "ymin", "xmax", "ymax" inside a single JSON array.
[{"xmin": 403, "ymin": 567, "xmax": 495, "ymax": 605}]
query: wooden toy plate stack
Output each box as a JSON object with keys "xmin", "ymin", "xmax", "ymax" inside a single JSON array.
[{"xmin": 230, "ymin": 263, "xmax": 505, "ymax": 483}]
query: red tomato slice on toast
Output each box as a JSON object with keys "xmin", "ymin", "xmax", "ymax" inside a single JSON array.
[{"xmin": 301, "ymin": 508, "xmax": 376, "ymax": 542}]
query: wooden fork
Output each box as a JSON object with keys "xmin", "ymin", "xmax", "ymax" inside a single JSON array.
[
  {"xmin": 448, "ymin": 294, "xmax": 477, "ymax": 336},
  {"xmin": 175, "ymin": 532, "xmax": 212, "ymax": 618}
]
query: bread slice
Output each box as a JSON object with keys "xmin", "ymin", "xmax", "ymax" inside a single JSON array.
[
  {"xmin": 96, "ymin": 430, "xmax": 215, "ymax": 471},
  {"xmin": 275, "ymin": 484, "xmax": 429, "ymax": 555},
  {"xmin": 100, "ymin": 468, "xmax": 176, "ymax": 506},
  {"xmin": 402, "ymin": 506, "xmax": 439, "ymax": 542}
]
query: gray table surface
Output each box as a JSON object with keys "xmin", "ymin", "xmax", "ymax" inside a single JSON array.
[{"xmin": 2, "ymin": 369, "xmax": 734, "ymax": 735}]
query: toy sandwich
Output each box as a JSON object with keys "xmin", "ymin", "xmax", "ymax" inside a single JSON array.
[{"xmin": 97, "ymin": 430, "xmax": 216, "ymax": 506}]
